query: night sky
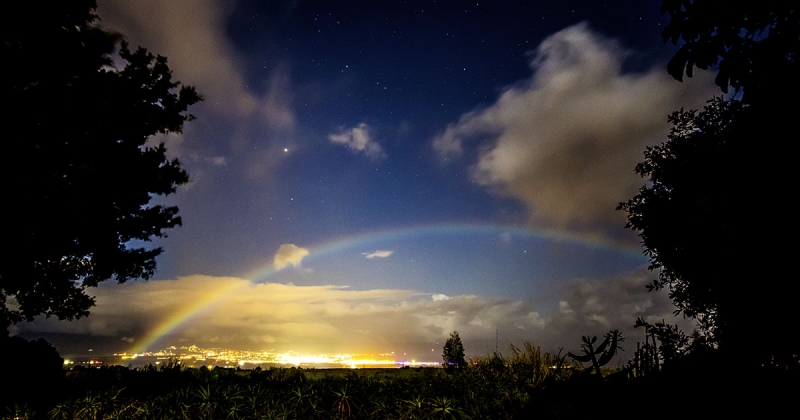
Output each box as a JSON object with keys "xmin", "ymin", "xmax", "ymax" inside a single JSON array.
[{"xmin": 16, "ymin": 0, "xmax": 719, "ymax": 360}]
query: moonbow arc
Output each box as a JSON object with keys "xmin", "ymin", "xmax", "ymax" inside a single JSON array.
[{"xmin": 130, "ymin": 223, "xmax": 642, "ymax": 354}]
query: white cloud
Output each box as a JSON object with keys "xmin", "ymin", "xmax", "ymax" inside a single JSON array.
[
  {"xmin": 207, "ymin": 156, "xmax": 227, "ymax": 166},
  {"xmin": 329, "ymin": 123, "xmax": 385, "ymax": 159},
  {"xmin": 273, "ymin": 244, "xmax": 310, "ymax": 270},
  {"xmin": 432, "ymin": 294, "xmax": 451, "ymax": 301},
  {"xmin": 96, "ymin": 0, "xmax": 294, "ymax": 128},
  {"xmin": 362, "ymin": 250, "xmax": 394, "ymax": 259},
  {"xmin": 432, "ymin": 22, "xmax": 715, "ymax": 239}
]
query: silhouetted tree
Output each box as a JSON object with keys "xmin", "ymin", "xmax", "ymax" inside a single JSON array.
[
  {"xmin": 619, "ymin": 97, "xmax": 798, "ymax": 367},
  {"xmin": 0, "ymin": 336, "xmax": 64, "ymax": 408},
  {"xmin": 1, "ymin": 1, "xmax": 200, "ymax": 329},
  {"xmin": 661, "ymin": 0, "xmax": 799, "ymax": 102},
  {"xmin": 633, "ymin": 318, "xmax": 691, "ymax": 369},
  {"xmin": 442, "ymin": 331, "xmax": 466, "ymax": 369},
  {"xmin": 620, "ymin": 2, "xmax": 800, "ymax": 368}
]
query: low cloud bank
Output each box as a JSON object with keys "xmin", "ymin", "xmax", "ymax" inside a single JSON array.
[{"xmin": 15, "ymin": 269, "xmax": 693, "ymax": 359}]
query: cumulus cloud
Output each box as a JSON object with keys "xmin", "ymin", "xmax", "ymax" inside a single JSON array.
[
  {"xmin": 329, "ymin": 123, "xmax": 385, "ymax": 159},
  {"xmin": 362, "ymin": 250, "xmax": 393, "ymax": 259},
  {"xmin": 96, "ymin": 0, "xmax": 294, "ymax": 128},
  {"xmin": 273, "ymin": 244, "xmax": 310, "ymax": 270},
  {"xmin": 15, "ymin": 268, "xmax": 694, "ymax": 361},
  {"xmin": 433, "ymin": 22, "xmax": 714, "ymax": 239}
]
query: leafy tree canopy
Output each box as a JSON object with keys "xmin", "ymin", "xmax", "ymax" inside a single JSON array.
[
  {"xmin": 661, "ymin": 0, "xmax": 799, "ymax": 101},
  {"xmin": 619, "ymin": 97, "xmax": 797, "ymax": 366},
  {"xmin": 1, "ymin": 1, "xmax": 201, "ymax": 328},
  {"xmin": 661, "ymin": 0, "xmax": 800, "ymax": 101},
  {"xmin": 634, "ymin": 2, "xmax": 800, "ymax": 367},
  {"xmin": 442, "ymin": 331, "xmax": 466, "ymax": 368}
]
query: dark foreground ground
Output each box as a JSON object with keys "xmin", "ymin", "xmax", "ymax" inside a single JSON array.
[{"xmin": 2, "ymin": 347, "xmax": 798, "ymax": 419}]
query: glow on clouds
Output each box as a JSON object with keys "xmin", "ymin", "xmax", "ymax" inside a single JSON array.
[{"xmin": 16, "ymin": 269, "xmax": 692, "ymax": 356}]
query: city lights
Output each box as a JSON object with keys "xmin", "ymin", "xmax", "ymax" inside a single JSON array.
[{"xmin": 114, "ymin": 345, "xmax": 441, "ymax": 369}]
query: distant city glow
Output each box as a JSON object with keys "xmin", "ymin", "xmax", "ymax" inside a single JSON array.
[{"xmin": 116, "ymin": 345, "xmax": 441, "ymax": 369}]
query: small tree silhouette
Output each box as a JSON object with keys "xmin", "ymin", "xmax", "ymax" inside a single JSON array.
[{"xmin": 442, "ymin": 331, "xmax": 466, "ymax": 369}]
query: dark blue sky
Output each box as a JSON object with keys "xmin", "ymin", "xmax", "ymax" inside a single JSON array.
[{"xmin": 16, "ymin": 1, "xmax": 717, "ymax": 356}]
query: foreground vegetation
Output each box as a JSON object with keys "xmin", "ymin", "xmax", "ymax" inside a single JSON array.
[{"xmin": 3, "ymin": 340, "xmax": 797, "ymax": 420}]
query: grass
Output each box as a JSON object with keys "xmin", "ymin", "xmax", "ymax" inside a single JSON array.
[
  {"xmin": 3, "ymin": 342, "xmax": 797, "ymax": 419},
  {"xmin": 299, "ymin": 366, "xmax": 443, "ymax": 381}
]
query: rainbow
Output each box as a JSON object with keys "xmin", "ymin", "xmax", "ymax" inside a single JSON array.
[
  {"xmin": 245, "ymin": 222, "xmax": 643, "ymax": 283},
  {"xmin": 129, "ymin": 279, "xmax": 251, "ymax": 355},
  {"xmin": 129, "ymin": 222, "xmax": 645, "ymax": 353}
]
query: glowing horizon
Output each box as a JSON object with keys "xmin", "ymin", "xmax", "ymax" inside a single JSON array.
[
  {"xmin": 129, "ymin": 222, "xmax": 645, "ymax": 354},
  {"xmin": 120, "ymin": 347, "xmax": 442, "ymax": 369}
]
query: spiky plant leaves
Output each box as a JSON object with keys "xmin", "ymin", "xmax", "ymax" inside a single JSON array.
[
  {"xmin": 428, "ymin": 396, "xmax": 470, "ymax": 420},
  {"xmin": 596, "ymin": 330, "xmax": 624, "ymax": 367},
  {"xmin": 3, "ymin": 405, "xmax": 35, "ymax": 420},
  {"xmin": 332, "ymin": 383, "xmax": 360, "ymax": 419},
  {"xmin": 594, "ymin": 333, "xmax": 612, "ymax": 354}
]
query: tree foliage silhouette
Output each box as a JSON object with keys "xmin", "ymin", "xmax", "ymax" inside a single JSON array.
[
  {"xmin": 1, "ymin": 1, "xmax": 201, "ymax": 328},
  {"xmin": 620, "ymin": 98, "xmax": 741, "ymax": 332},
  {"xmin": 619, "ymin": 96, "xmax": 798, "ymax": 366},
  {"xmin": 442, "ymin": 331, "xmax": 466, "ymax": 369},
  {"xmin": 661, "ymin": 0, "xmax": 799, "ymax": 102},
  {"xmin": 618, "ymin": 2, "xmax": 799, "ymax": 367}
]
